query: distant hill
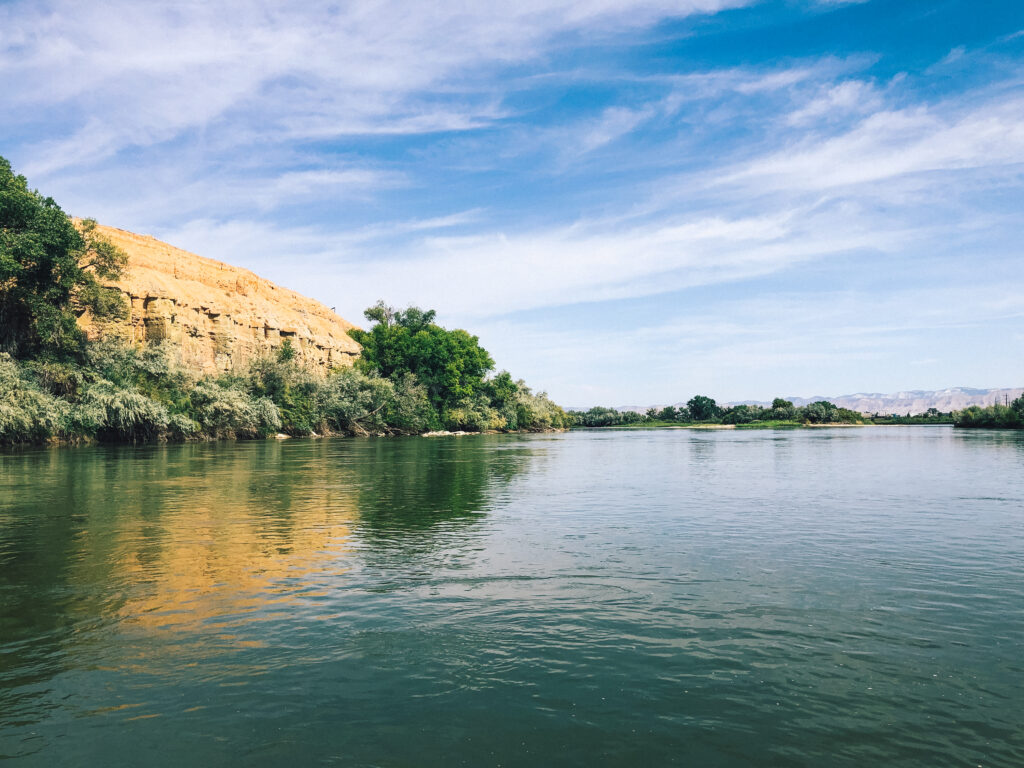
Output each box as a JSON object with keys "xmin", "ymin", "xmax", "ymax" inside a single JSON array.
[
  {"xmin": 739, "ymin": 388, "xmax": 1024, "ymax": 416},
  {"xmin": 584, "ymin": 387, "xmax": 1024, "ymax": 417}
]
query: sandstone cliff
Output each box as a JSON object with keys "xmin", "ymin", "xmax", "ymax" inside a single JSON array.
[{"xmin": 77, "ymin": 224, "xmax": 360, "ymax": 375}]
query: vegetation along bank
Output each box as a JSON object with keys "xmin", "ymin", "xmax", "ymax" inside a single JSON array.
[{"xmin": 0, "ymin": 156, "xmax": 567, "ymax": 445}]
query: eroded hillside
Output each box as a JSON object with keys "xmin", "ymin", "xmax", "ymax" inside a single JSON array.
[{"xmin": 77, "ymin": 224, "xmax": 360, "ymax": 374}]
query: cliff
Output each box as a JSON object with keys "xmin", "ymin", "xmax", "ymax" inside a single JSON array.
[{"xmin": 77, "ymin": 224, "xmax": 360, "ymax": 374}]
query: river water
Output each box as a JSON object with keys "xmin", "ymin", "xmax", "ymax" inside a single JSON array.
[{"xmin": 1, "ymin": 427, "xmax": 1022, "ymax": 766}]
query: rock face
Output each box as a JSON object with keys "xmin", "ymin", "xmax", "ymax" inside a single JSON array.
[{"xmin": 77, "ymin": 224, "xmax": 361, "ymax": 375}]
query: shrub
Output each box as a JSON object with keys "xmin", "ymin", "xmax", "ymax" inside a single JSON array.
[
  {"xmin": 384, "ymin": 373, "xmax": 435, "ymax": 434},
  {"xmin": 0, "ymin": 354, "xmax": 70, "ymax": 442},
  {"xmin": 954, "ymin": 399, "xmax": 1024, "ymax": 429},
  {"xmin": 514, "ymin": 386, "xmax": 568, "ymax": 430},
  {"xmin": 168, "ymin": 413, "xmax": 200, "ymax": 440},
  {"xmin": 316, "ymin": 367, "xmax": 433, "ymax": 435},
  {"xmin": 247, "ymin": 346, "xmax": 321, "ymax": 434},
  {"xmin": 23, "ymin": 358, "xmax": 87, "ymax": 398},
  {"xmin": 190, "ymin": 380, "xmax": 281, "ymax": 438},
  {"xmin": 445, "ymin": 391, "xmax": 502, "ymax": 432},
  {"xmin": 79, "ymin": 381, "xmax": 170, "ymax": 442}
]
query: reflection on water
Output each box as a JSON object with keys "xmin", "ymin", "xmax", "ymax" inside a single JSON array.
[
  {"xmin": 0, "ymin": 436, "xmax": 532, "ymax": 745},
  {"xmin": 1, "ymin": 428, "xmax": 1023, "ymax": 766}
]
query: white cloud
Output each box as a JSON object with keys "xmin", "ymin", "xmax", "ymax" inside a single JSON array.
[
  {"xmin": 156, "ymin": 198, "xmax": 912, "ymax": 322},
  {"xmin": 721, "ymin": 96, "xmax": 1024, "ymax": 192},
  {"xmin": 472, "ymin": 282, "xmax": 1024, "ymax": 404},
  {"xmin": 785, "ymin": 79, "xmax": 881, "ymax": 125},
  {"xmin": 2, "ymin": 0, "xmax": 752, "ymax": 172}
]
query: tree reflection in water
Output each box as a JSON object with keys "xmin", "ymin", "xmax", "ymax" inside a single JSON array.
[{"xmin": 0, "ymin": 435, "xmax": 537, "ymax": 732}]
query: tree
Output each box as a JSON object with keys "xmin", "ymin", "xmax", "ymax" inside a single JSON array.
[
  {"xmin": 658, "ymin": 405, "xmax": 678, "ymax": 422},
  {"xmin": 770, "ymin": 398, "xmax": 796, "ymax": 420},
  {"xmin": 721, "ymin": 404, "xmax": 765, "ymax": 424},
  {"xmin": 687, "ymin": 395, "xmax": 719, "ymax": 422},
  {"xmin": 801, "ymin": 400, "xmax": 837, "ymax": 424},
  {"xmin": 349, "ymin": 302, "xmax": 494, "ymax": 420},
  {"xmin": 0, "ymin": 156, "xmax": 127, "ymax": 359}
]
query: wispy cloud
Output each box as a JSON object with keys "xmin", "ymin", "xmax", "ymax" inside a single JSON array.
[
  {"xmin": 3, "ymin": 0, "xmax": 1023, "ymax": 403},
  {"xmin": 719, "ymin": 95, "xmax": 1024, "ymax": 192},
  {"xmin": 2, "ymin": 0, "xmax": 752, "ymax": 173}
]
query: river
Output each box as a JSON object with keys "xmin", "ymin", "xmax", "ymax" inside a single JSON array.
[{"xmin": 1, "ymin": 427, "xmax": 1022, "ymax": 766}]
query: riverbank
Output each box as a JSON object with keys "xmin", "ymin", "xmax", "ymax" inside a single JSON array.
[{"xmin": 575, "ymin": 420, "xmax": 866, "ymax": 431}]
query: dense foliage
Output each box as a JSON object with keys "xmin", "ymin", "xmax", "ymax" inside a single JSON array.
[
  {"xmin": 570, "ymin": 396, "xmax": 864, "ymax": 428},
  {"xmin": 0, "ymin": 156, "xmax": 567, "ymax": 444},
  {"xmin": 0, "ymin": 318, "xmax": 569, "ymax": 445},
  {"xmin": 953, "ymin": 397, "xmax": 1024, "ymax": 429},
  {"xmin": 869, "ymin": 408, "xmax": 954, "ymax": 425},
  {"xmin": 1, "ymin": 157, "xmax": 127, "ymax": 359},
  {"xmin": 349, "ymin": 301, "xmax": 568, "ymax": 432}
]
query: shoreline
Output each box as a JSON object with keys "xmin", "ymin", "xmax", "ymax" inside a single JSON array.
[
  {"xmin": 0, "ymin": 426, "xmax": 569, "ymax": 451},
  {"xmin": 574, "ymin": 421, "xmax": 957, "ymax": 431}
]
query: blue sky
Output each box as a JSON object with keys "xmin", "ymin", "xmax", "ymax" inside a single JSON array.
[{"xmin": 2, "ymin": 0, "xmax": 1023, "ymax": 406}]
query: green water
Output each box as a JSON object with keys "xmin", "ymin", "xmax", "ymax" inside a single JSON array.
[{"xmin": 1, "ymin": 428, "xmax": 1022, "ymax": 766}]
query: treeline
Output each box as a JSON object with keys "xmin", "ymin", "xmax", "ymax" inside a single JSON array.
[
  {"xmin": 868, "ymin": 408, "xmax": 953, "ymax": 425},
  {"xmin": 571, "ymin": 396, "xmax": 863, "ymax": 427},
  {"xmin": 953, "ymin": 396, "xmax": 1024, "ymax": 429},
  {"xmin": 0, "ymin": 332, "xmax": 567, "ymax": 444},
  {"xmin": 0, "ymin": 155, "xmax": 567, "ymax": 444}
]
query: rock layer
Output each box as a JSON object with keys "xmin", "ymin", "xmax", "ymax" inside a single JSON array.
[{"xmin": 77, "ymin": 224, "xmax": 360, "ymax": 374}]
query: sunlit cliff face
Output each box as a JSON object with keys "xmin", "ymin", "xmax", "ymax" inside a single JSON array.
[{"xmin": 75, "ymin": 223, "xmax": 361, "ymax": 376}]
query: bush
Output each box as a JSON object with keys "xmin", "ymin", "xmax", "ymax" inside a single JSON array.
[
  {"xmin": 514, "ymin": 386, "xmax": 568, "ymax": 430},
  {"xmin": 485, "ymin": 371, "xmax": 568, "ymax": 431},
  {"xmin": 384, "ymin": 373, "xmax": 435, "ymax": 434},
  {"xmin": 954, "ymin": 398, "xmax": 1024, "ymax": 429},
  {"xmin": 247, "ymin": 345, "xmax": 321, "ymax": 434},
  {"xmin": 721, "ymin": 404, "xmax": 768, "ymax": 424},
  {"xmin": 190, "ymin": 380, "xmax": 281, "ymax": 438},
  {"xmin": 23, "ymin": 358, "xmax": 87, "ymax": 397},
  {"xmin": 445, "ymin": 391, "xmax": 502, "ymax": 432},
  {"xmin": 79, "ymin": 381, "xmax": 170, "ymax": 442},
  {"xmin": 316, "ymin": 367, "xmax": 393, "ymax": 435},
  {"xmin": 0, "ymin": 354, "xmax": 70, "ymax": 443}
]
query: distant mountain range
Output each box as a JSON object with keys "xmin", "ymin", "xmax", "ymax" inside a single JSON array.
[
  {"xmin": 731, "ymin": 387, "xmax": 1024, "ymax": 416},
  {"xmin": 601, "ymin": 387, "xmax": 1024, "ymax": 417}
]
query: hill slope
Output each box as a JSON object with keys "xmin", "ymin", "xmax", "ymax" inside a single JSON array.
[{"xmin": 77, "ymin": 224, "xmax": 360, "ymax": 374}]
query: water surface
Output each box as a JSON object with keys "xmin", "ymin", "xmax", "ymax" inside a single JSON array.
[{"xmin": 1, "ymin": 428, "xmax": 1022, "ymax": 766}]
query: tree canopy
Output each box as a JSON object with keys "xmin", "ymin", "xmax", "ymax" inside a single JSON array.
[
  {"xmin": 349, "ymin": 300, "xmax": 495, "ymax": 418},
  {"xmin": 0, "ymin": 156, "xmax": 126, "ymax": 359},
  {"xmin": 687, "ymin": 395, "xmax": 720, "ymax": 422}
]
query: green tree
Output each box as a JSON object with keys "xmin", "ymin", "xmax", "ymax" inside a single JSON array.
[
  {"xmin": 770, "ymin": 398, "xmax": 796, "ymax": 420},
  {"xmin": 721, "ymin": 404, "xmax": 765, "ymax": 424},
  {"xmin": 687, "ymin": 395, "xmax": 719, "ymax": 422},
  {"xmin": 0, "ymin": 156, "xmax": 127, "ymax": 359},
  {"xmin": 349, "ymin": 301, "xmax": 494, "ymax": 421},
  {"xmin": 801, "ymin": 400, "xmax": 837, "ymax": 424}
]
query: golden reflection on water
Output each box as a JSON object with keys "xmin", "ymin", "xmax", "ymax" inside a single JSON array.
[
  {"xmin": 60, "ymin": 440, "xmax": 362, "ymax": 646},
  {"xmin": 109, "ymin": 505, "xmax": 357, "ymax": 637},
  {"xmin": 3, "ymin": 434, "xmax": 527, "ymax": 683}
]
